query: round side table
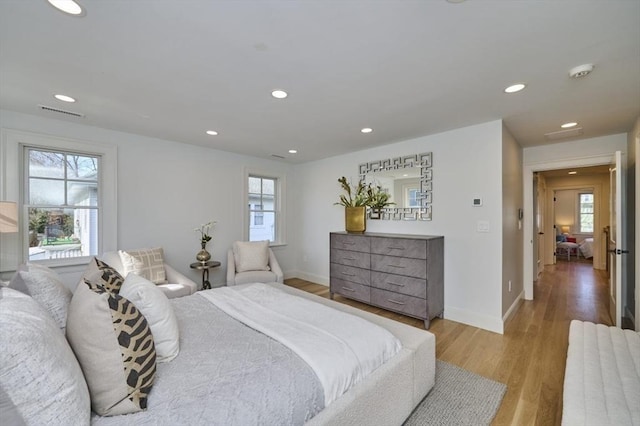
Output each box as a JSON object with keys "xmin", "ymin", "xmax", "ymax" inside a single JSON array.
[{"xmin": 189, "ymin": 260, "xmax": 221, "ymax": 290}]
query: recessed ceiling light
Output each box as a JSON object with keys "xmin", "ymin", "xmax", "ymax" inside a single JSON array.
[
  {"xmin": 568, "ymin": 171, "xmax": 578, "ymax": 175},
  {"xmin": 271, "ymin": 90, "xmax": 288, "ymax": 99},
  {"xmin": 504, "ymin": 83, "xmax": 526, "ymax": 93},
  {"xmin": 288, "ymin": 149, "xmax": 297, "ymax": 154},
  {"xmin": 47, "ymin": 0, "xmax": 84, "ymax": 16},
  {"xmin": 561, "ymin": 122, "xmax": 578, "ymax": 128},
  {"xmin": 54, "ymin": 94, "xmax": 76, "ymax": 103},
  {"xmin": 205, "ymin": 130, "xmax": 218, "ymax": 136},
  {"xmin": 361, "ymin": 128, "xmax": 373, "ymax": 134}
]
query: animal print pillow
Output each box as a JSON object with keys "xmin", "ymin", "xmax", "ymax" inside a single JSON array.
[
  {"xmin": 66, "ymin": 280, "xmax": 156, "ymax": 416},
  {"xmin": 81, "ymin": 257, "xmax": 126, "ymax": 293}
]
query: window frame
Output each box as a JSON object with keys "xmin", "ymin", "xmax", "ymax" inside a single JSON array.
[
  {"xmin": 243, "ymin": 168, "xmax": 286, "ymax": 246},
  {"xmin": 577, "ymin": 191, "xmax": 594, "ymax": 234},
  {"xmin": 1, "ymin": 129, "xmax": 117, "ymax": 269}
]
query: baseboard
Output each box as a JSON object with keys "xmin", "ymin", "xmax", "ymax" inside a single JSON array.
[
  {"xmin": 503, "ymin": 291, "xmax": 525, "ymax": 324},
  {"xmin": 284, "ymin": 270, "xmax": 329, "ymax": 286},
  {"xmin": 444, "ymin": 306, "xmax": 504, "ymax": 335}
]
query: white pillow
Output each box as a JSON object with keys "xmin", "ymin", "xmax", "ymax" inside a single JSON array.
[
  {"xmin": 118, "ymin": 248, "xmax": 167, "ymax": 284},
  {"xmin": 9, "ymin": 266, "xmax": 72, "ymax": 331},
  {"xmin": 120, "ymin": 273, "xmax": 180, "ymax": 362},
  {"xmin": 1, "ymin": 287, "xmax": 90, "ymax": 424},
  {"xmin": 233, "ymin": 241, "xmax": 271, "ymax": 273}
]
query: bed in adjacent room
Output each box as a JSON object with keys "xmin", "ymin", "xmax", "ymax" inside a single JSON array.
[
  {"xmin": 1, "ymin": 263, "xmax": 436, "ymax": 426},
  {"xmin": 579, "ymin": 237, "xmax": 594, "ymax": 259}
]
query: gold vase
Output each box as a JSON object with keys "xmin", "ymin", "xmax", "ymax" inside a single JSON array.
[
  {"xmin": 345, "ymin": 206, "xmax": 366, "ymax": 233},
  {"xmin": 196, "ymin": 241, "xmax": 211, "ymax": 264}
]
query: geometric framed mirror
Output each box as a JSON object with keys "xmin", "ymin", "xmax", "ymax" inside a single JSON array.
[{"xmin": 358, "ymin": 152, "xmax": 432, "ymax": 221}]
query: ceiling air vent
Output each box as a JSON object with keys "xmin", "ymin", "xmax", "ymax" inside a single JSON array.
[
  {"xmin": 544, "ymin": 127, "xmax": 583, "ymax": 141},
  {"xmin": 38, "ymin": 104, "xmax": 85, "ymax": 118},
  {"xmin": 271, "ymin": 154, "xmax": 285, "ymax": 159}
]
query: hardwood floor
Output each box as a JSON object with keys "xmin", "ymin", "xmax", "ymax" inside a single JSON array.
[{"xmin": 284, "ymin": 260, "xmax": 611, "ymax": 426}]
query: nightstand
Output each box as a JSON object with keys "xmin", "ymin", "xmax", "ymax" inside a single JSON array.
[{"xmin": 189, "ymin": 260, "xmax": 221, "ymax": 290}]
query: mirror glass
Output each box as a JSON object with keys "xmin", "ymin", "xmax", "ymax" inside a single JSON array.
[{"xmin": 358, "ymin": 153, "xmax": 432, "ymax": 220}]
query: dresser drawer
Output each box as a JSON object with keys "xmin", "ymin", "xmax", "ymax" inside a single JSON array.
[
  {"xmin": 331, "ymin": 278, "xmax": 370, "ymax": 303},
  {"xmin": 330, "ymin": 263, "xmax": 370, "ymax": 286},
  {"xmin": 371, "ymin": 288, "xmax": 426, "ymax": 319},
  {"xmin": 331, "ymin": 234, "xmax": 370, "ymax": 253},
  {"xmin": 371, "ymin": 254, "xmax": 426, "ymax": 279},
  {"xmin": 330, "ymin": 248, "xmax": 370, "ymax": 269},
  {"xmin": 370, "ymin": 237, "xmax": 426, "ymax": 260},
  {"xmin": 371, "ymin": 271, "xmax": 427, "ymax": 299}
]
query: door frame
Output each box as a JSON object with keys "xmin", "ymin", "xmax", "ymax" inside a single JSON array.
[{"xmin": 523, "ymin": 154, "xmax": 615, "ymax": 300}]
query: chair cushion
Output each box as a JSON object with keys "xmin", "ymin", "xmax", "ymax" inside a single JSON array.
[
  {"xmin": 66, "ymin": 280, "xmax": 156, "ymax": 416},
  {"xmin": 234, "ymin": 270, "xmax": 278, "ymax": 286},
  {"xmin": 82, "ymin": 257, "xmax": 126, "ymax": 294},
  {"xmin": 119, "ymin": 248, "xmax": 167, "ymax": 284},
  {"xmin": 8, "ymin": 264, "xmax": 72, "ymax": 331},
  {"xmin": 0, "ymin": 287, "xmax": 90, "ymax": 425},
  {"xmin": 233, "ymin": 241, "xmax": 270, "ymax": 273},
  {"xmin": 120, "ymin": 273, "xmax": 180, "ymax": 363}
]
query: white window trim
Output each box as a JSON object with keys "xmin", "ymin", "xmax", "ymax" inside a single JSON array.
[
  {"xmin": 243, "ymin": 167, "xmax": 286, "ymax": 246},
  {"xmin": 575, "ymin": 190, "xmax": 595, "ymax": 235},
  {"xmin": 1, "ymin": 128, "xmax": 117, "ymax": 269}
]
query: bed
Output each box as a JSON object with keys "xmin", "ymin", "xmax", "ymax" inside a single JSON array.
[
  {"xmin": 1, "ymin": 263, "xmax": 435, "ymax": 426},
  {"xmin": 579, "ymin": 237, "xmax": 594, "ymax": 259}
]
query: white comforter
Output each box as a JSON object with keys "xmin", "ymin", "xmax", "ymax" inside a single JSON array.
[{"xmin": 199, "ymin": 283, "xmax": 401, "ymax": 405}]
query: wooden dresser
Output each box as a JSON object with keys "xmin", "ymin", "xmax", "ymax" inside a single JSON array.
[{"xmin": 330, "ymin": 232, "xmax": 444, "ymax": 329}]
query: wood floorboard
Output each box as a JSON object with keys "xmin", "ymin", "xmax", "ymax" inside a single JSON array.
[{"xmin": 284, "ymin": 259, "xmax": 611, "ymax": 425}]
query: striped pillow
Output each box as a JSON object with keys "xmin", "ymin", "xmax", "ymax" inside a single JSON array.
[{"xmin": 66, "ymin": 280, "xmax": 156, "ymax": 416}]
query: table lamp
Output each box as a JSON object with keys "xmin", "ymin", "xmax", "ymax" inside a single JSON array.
[{"xmin": 0, "ymin": 201, "xmax": 18, "ymax": 233}]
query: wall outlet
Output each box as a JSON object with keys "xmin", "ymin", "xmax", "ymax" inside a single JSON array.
[
  {"xmin": 508, "ymin": 280, "xmax": 512, "ymax": 292},
  {"xmin": 477, "ymin": 220, "xmax": 490, "ymax": 232}
]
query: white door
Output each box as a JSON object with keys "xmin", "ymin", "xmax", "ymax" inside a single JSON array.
[
  {"xmin": 609, "ymin": 151, "xmax": 625, "ymax": 327},
  {"xmin": 536, "ymin": 175, "xmax": 546, "ymax": 275}
]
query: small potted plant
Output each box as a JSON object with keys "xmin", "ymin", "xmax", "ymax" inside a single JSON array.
[
  {"xmin": 367, "ymin": 185, "xmax": 395, "ymax": 219},
  {"xmin": 335, "ymin": 176, "xmax": 371, "ymax": 233}
]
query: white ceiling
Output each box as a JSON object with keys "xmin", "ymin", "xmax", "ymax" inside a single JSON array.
[{"xmin": 1, "ymin": 1, "xmax": 639, "ymax": 164}]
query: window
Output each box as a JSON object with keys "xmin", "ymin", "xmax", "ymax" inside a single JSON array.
[
  {"xmin": 248, "ymin": 176, "xmax": 276, "ymax": 242},
  {"xmin": 1, "ymin": 129, "xmax": 117, "ymax": 270},
  {"xmin": 578, "ymin": 193, "xmax": 594, "ymax": 233},
  {"xmin": 26, "ymin": 148, "xmax": 100, "ymax": 261}
]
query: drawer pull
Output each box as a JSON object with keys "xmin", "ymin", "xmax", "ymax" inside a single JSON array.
[
  {"xmin": 387, "ymin": 281, "xmax": 405, "ymax": 287},
  {"xmin": 388, "ymin": 299, "xmax": 406, "ymax": 305},
  {"xmin": 388, "ymin": 246, "xmax": 405, "ymax": 250},
  {"xmin": 341, "ymin": 287, "xmax": 356, "ymax": 292},
  {"xmin": 387, "ymin": 264, "xmax": 405, "ymax": 269},
  {"xmin": 341, "ymin": 272, "xmax": 356, "ymax": 277},
  {"xmin": 344, "ymin": 257, "xmax": 357, "ymax": 261},
  {"xmin": 343, "ymin": 241, "xmax": 356, "ymax": 245}
]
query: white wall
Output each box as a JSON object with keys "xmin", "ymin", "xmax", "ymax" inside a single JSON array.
[
  {"xmin": 501, "ymin": 125, "xmax": 523, "ymax": 318},
  {"xmin": 293, "ymin": 120, "xmax": 506, "ymax": 333},
  {"xmin": 0, "ymin": 109, "xmax": 298, "ymax": 288}
]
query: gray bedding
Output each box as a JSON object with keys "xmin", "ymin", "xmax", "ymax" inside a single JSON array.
[{"xmin": 91, "ymin": 292, "xmax": 324, "ymax": 426}]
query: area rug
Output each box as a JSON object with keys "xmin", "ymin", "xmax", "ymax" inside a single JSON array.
[{"xmin": 403, "ymin": 360, "xmax": 507, "ymax": 426}]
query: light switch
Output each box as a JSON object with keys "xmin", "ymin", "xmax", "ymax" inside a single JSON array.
[{"xmin": 477, "ymin": 220, "xmax": 490, "ymax": 232}]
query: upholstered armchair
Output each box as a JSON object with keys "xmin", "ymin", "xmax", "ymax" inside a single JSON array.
[
  {"xmin": 100, "ymin": 249, "xmax": 197, "ymax": 298},
  {"xmin": 226, "ymin": 241, "xmax": 284, "ymax": 286}
]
